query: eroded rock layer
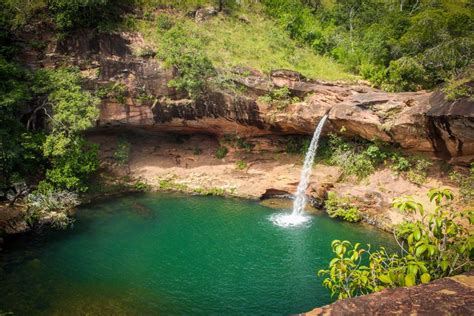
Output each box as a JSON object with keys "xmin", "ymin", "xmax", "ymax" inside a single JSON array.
[{"xmin": 22, "ymin": 30, "xmax": 474, "ymax": 163}]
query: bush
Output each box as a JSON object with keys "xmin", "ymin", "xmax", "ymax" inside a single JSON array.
[
  {"xmin": 319, "ymin": 189, "xmax": 473, "ymax": 299},
  {"xmin": 236, "ymin": 137, "xmax": 254, "ymax": 152},
  {"xmin": 406, "ymin": 158, "xmax": 432, "ymax": 185},
  {"xmin": 235, "ymin": 160, "xmax": 247, "ymax": 170},
  {"xmin": 96, "ymin": 82, "xmax": 128, "ymax": 104},
  {"xmin": 449, "ymin": 163, "xmax": 474, "ymax": 203},
  {"xmin": 114, "ymin": 137, "xmax": 130, "ymax": 165},
  {"xmin": 325, "ymin": 192, "xmax": 362, "ymax": 223},
  {"xmin": 215, "ymin": 146, "xmax": 228, "ymax": 159},
  {"xmin": 25, "ymin": 190, "xmax": 79, "ymax": 229},
  {"xmin": 258, "ymin": 86, "xmax": 298, "ymax": 110},
  {"xmin": 158, "ymin": 25, "xmax": 215, "ymax": 99},
  {"xmin": 385, "ymin": 57, "xmax": 427, "ymax": 92},
  {"xmin": 156, "ymin": 13, "xmax": 174, "ymax": 31},
  {"xmin": 320, "ymin": 134, "xmax": 433, "ymax": 183}
]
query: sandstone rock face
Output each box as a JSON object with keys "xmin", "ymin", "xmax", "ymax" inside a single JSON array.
[
  {"xmin": 307, "ymin": 271, "xmax": 474, "ymax": 315},
  {"xmin": 23, "ymin": 30, "xmax": 474, "ymax": 162}
]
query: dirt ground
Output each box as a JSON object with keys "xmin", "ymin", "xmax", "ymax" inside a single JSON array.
[{"xmin": 89, "ymin": 130, "xmax": 462, "ymax": 230}]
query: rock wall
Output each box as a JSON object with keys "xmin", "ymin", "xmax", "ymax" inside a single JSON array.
[
  {"xmin": 307, "ymin": 271, "xmax": 474, "ymax": 315},
  {"xmin": 21, "ymin": 29, "xmax": 474, "ymax": 164}
]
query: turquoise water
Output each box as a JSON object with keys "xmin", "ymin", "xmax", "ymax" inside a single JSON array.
[{"xmin": 0, "ymin": 193, "xmax": 391, "ymax": 315}]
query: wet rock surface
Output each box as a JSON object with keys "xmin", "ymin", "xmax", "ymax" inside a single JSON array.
[{"xmin": 306, "ymin": 271, "xmax": 474, "ymax": 316}]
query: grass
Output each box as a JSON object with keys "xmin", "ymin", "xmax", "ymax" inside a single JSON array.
[{"xmin": 132, "ymin": 8, "xmax": 357, "ymax": 82}]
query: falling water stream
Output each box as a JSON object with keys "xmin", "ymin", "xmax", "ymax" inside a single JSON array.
[{"xmin": 271, "ymin": 115, "xmax": 328, "ymax": 227}]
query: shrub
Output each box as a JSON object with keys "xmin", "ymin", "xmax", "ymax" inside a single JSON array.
[
  {"xmin": 325, "ymin": 134, "xmax": 377, "ymax": 180},
  {"xmin": 96, "ymin": 82, "xmax": 127, "ymax": 104},
  {"xmin": 406, "ymin": 158, "xmax": 432, "ymax": 185},
  {"xmin": 156, "ymin": 13, "xmax": 174, "ymax": 31},
  {"xmin": 158, "ymin": 25, "xmax": 215, "ymax": 99},
  {"xmin": 258, "ymin": 86, "xmax": 297, "ymax": 110},
  {"xmin": 47, "ymin": 0, "xmax": 127, "ymax": 32},
  {"xmin": 215, "ymin": 146, "xmax": 228, "ymax": 159},
  {"xmin": 443, "ymin": 75, "xmax": 473, "ymax": 101},
  {"xmin": 325, "ymin": 192, "xmax": 362, "ymax": 223},
  {"xmin": 384, "ymin": 57, "xmax": 427, "ymax": 92},
  {"xmin": 113, "ymin": 137, "xmax": 130, "ymax": 165},
  {"xmin": 449, "ymin": 163, "xmax": 474, "ymax": 203},
  {"xmin": 25, "ymin": 190, "xmax": 79, "ymax": 229},
  {"xmin": 236, "ymin": 137, "xmax": 254, "ymax": 152},
  {"xmin": 319, "ymin": 189, "xmax": 473, "ymax": 299},
  {"xmin": 285, "ymin": 135, "xmax": 310, "ymax": 155},
  {"xmin": 235, "ymin": 160, "xmax": 247, "ymax": 170}
]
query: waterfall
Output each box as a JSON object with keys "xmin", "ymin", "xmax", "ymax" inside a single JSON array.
[
  {"xmin": 270, "ymin": 115, "xmax": 328, "ymax": 227},
  {"xmin": 291, "ymin": 114, "xmax": 328, "ymax": 216}
]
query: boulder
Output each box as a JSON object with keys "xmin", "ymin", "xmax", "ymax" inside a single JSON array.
[
  {"xmin": 306, "ymin": 271, "xmax": 474, "ymax": 315},
  {"xmin": 195, "ymin": 7, "xmax": 218, "ymax": 22}
]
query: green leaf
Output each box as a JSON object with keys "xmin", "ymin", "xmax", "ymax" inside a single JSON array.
[
  {"xmin": 414, "ymin": 229, "xmax": 421, "ymax": 241},
  {"xmin": 405, "ymin": 274, "xmax": 415, "ymax": 287},
  {"xmin": 378, "ymin": 274, "xmax": 393, "ymax": 285},
  {"xmin": 440, "ymin": 260, "xmax": 449, "ymax": 272},
  {"xmin": 420, "ymin": 273, "xmax": 431, "ymax": 284},
  {"xmin": 416, "ymin": 245, "xmax": 427, "ymax": 257}
]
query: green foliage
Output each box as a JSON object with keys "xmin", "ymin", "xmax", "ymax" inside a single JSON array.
[
  {"xmin": 133, "ymin": 179, "xmax": 150, "ymax": 191},
  {"xmin": 114, "ymin": 137, "xmax": 131, "ymax": 165},
  {"xmin": 136, "ymin": 4, "xmax": 355, "ymax": 82},
  {"xmin": 384, "ymin": 57, "xmax": 427, "ymax": 92},
  {"xmin": 285, "ymin": 135, "xmax": 310, "ymax": 155},
  {"xmin": 34, "ymin": 68, "xmax": 100, "ymax": 192},
  {"xmin": 322, "ymin": 134, "xmax": 378, "ymax": 180},
  {"xmin": 449, "ymin": 163, "xmax": 474, "ymax": 203},
  {"xmin": 156, "ymin": 13, "xmax": 174, "ymax": 30},
  {"xmin": 325, "ymin": 192, "xmax": 362, "ymax": 222},
  {"xmin": 158, "ymin": 178, "xmax": 189, "ymax": 191},
  {"xmin": 263, "ymin": 0, "xmax": 474, "ymax": 91},
  {"xmin": 0, "ymin": 58, "xmax": 34, "ymax": 192},
  {"xmin": 47, "ymin": 0, "xmax": 127, "ymax": 32},
  {"xmin": 25, "ymin": 190, "xmax": 79, "ymax": 228},
  {"xmin": 443, "ymin": 73, "xmax": 474, "ymax": 100},
  {"xmin": 319, "ymin": 189, "xmax": 473, "ymax": 299},
  {"xmin": 157, "ymin": 176, "xmax": 229, "ymax": 196},
  {"xmin": 406, "ymin": 158, "xmax": 432, "ymax": 186},
  {"xmin": 215, "ymin": 146, "xmax": 229, "ymax": 159},
  {"xmin": 319, "ymin": 133, "xmax": 433, "ymax": 183},
  {"xmin": 158, "ymin": 25, "xmax": 215, "ymax": 98},
  {"xmin": 193, "ymin": 186, "xmax": 226, "ymax": 196},
  {"xmin": 235, "ymin": 160, "xmax": 247, "ymax": 170},
  {"xmin": 236, "ymin": 137, "xmax": 254, "ymax": 152},
  {"xmin": 96, "ymin": 82, "xmax": 128, "ymax": 104},
  {"xmin": 259, "ymin": 86, "xmax": 299, "ymax": 110}
]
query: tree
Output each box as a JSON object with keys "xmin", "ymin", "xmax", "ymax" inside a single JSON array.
[{"xmin": 32, "ymin": 67, "xmax": 100, "ymax": 192}]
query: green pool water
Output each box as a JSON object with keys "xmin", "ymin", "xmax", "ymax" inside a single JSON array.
[{"xmin": 0, "ymin": 193, "xmax": 392, "ymax": 315}]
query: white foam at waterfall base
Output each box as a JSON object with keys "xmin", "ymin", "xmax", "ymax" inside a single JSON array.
[{"xmin": 271, "ymin": 115, "xmax": 328, "ymax": 228}]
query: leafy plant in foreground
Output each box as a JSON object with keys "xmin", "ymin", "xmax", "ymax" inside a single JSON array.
[{"xmin": 319, "ymin": 188, "xmax": 473, "ymax": 299}]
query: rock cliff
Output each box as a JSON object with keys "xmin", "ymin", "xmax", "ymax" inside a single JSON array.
[
  {"xmin": 306, "ymin": 271, "xmax": 474, "ymax": 315},
  {"xmin": 21, "ymin": 29, "xmax": 474, "ymax": 164}
]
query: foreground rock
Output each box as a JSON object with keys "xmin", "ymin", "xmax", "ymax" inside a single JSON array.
[
  {"xmin": 306, "ymin": 271, "xmax": 474, "ymax": 315},
  {"xmin": 20, "ymin": 30, "xmax": 474, "ymax": 163}
]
